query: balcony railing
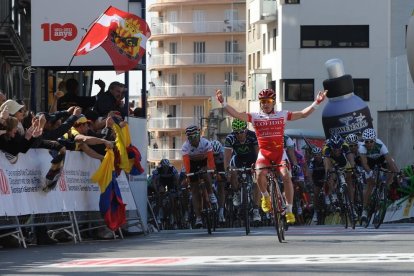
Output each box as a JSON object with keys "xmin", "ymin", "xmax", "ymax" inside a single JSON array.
[
  {"xmin": 148, "ymin": 84, "xmax": 227, "ymax": 98},
  {"xmin": 150, "ymin": 20, "xmax": 246, "ymax": 35},
  {"xmin": 149, "ymin": 53, "xmax": 245, "ymax": 67},
  {"xmin": 147, "ymin": 117, "xmax": 198, "ymax": 129},
  {"xmin": 148, "ymin": 148, "xmax": 183, "ymax": 161}
]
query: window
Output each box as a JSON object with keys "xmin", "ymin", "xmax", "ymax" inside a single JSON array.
[
  {"xmin": 257, "ymin": 51, "xmax": 261, "ymax": 68},
  {"xmin": 169, "ymin": 42, "xmax": 177, "ymax": 65},
  {"xmin": 301, "ymin": 25, "xmax": 369, "ymax": 48},
  {"xmin": 353, "ymin": 78, "xmax": 369, "ymax": 101},
  {"xmin": 194, "ymin": 73, "xmax": 205, "ymax": 95},
  {"xmin": 285, "ymin": 0, "xmax": 300, "ymax": 3},
  {"xmin": 194, "ymin": 42, "xmax": 205, "ymax": 63},
  {"xmin": 273, "ymin": 28, "xmax": 277, "ymax": 51},
  {"xmin": 282, "ymin": 79, "xmax": 314, "ymax": 101},
  {"xmin": 263, "ymin": 33, "xmax": 266, "ymax": 54}
]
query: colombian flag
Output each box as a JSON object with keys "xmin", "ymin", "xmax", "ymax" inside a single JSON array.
[{"xmin": 91, "ymin": 149, "xmax": 126, "ymax": 231}]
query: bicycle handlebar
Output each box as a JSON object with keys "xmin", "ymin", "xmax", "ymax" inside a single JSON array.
[{"xmin": 186, "ymin": 169, "xmax": 215, "ymax": 177}]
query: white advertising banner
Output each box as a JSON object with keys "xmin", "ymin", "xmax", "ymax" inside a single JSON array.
[
  {"xmin": 31, "ymin": 0, "xmax": 143, "ymax": 67},
  {"xmin": 383, "ymin": 196, "xmax": 414, "ymax": 223},
  {"xmin": 0, "ymin": 149, "xmax": 137, "ymax": 216}
]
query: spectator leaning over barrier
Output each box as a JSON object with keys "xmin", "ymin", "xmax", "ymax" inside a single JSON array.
[
  {"xmin": 0, "ymin": 112, "xmax": 43, "ymax": 163},
  {"xmin": 0, "ymin": 99, "xmax": 26, "ymax": 135},
  {"xmin": 62, "ymin": 115, "xmax": 114, "ymax": 161}
]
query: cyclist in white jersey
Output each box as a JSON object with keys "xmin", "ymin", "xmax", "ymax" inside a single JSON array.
[
  {"xmin": 182, "ymin": 125, "xmax": 217, "ymax": 227},
  {"xmin": 216, "ymin": 88, "xmax": 326, "ymax": 224},
  {"xmin": 358, "ymin": 128, "xmax": 398, "ymax": 222}
]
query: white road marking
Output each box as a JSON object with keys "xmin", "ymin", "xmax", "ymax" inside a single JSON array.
[{"xmin": 43, "ymin": 253, "xmax": 414, "ymax": 268}]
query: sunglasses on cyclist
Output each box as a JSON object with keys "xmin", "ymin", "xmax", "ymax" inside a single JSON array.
[
  {"xmin": 364, "ymin": 140, "xmax": 375, "ymax": 144},
  {"xmin": 188, "ymin": 134, "xmax": 200, "ymax": 141},
  {"xmin": 259, "ymin": 98, "xmax": 274, "ymax": 105},
  {"xmin": 348, "ymin": 144, "xmax": 358, "ymax": 148},
  {"xmin": 234, "ymin": 130, "xmax": 246, "ymax": 135}
]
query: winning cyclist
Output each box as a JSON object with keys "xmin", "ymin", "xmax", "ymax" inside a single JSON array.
[
  {"xmin": 182, "ymin": 125, "xmax": 217, "ymax": 227},
  {"xmin": 224, "ymin": 119, "xmax": 261, "ymax": 222},
  {"xmin": 216, "ymin": 88, "xmax": 327, "ymax": 224},
  {"xmin": 358, "ymin": 128, "xmax": 399, "ymax": 222}
]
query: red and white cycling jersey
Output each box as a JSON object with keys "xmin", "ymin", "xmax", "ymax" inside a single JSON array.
[{"xmin": 247, "ymin": 110, "xmax": 292, "ymax": 163}]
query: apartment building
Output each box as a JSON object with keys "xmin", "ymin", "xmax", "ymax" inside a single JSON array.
[
  {"xmin": 147, "ymin": 0, "xmax": 247, "ymax": 169},
  {"xmin": 247, "ymin": 0, "xmax": 414, "ymax": 166}
]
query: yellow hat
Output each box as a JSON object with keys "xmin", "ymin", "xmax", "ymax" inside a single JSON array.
[{"xmin": 74, "ymin": 115, "xmax": 90, "ymax": 125}]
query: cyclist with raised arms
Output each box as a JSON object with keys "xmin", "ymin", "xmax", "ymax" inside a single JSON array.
[
  {"xmin": 224, "ymin": 119, "xmax": 261, "ymax": 222},
  {"xmin": 216, "ymin": 88, "xmax": 327, "ymax": 224},
  {"xmin": 182, "ymin": 125, "xmax": 217, "ymax": 227},
  {"xmin": 358, "ymin": 128, "xmax": 399, "ymax": 222}
]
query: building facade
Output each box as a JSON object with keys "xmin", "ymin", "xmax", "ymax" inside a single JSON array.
[
  {"xmin": 247, "ymin": 0, "xmax": 414, "ymax": 167},
  {"xmin": 147, "ymin": 0, "xmax": 247, "ymax": 169}
]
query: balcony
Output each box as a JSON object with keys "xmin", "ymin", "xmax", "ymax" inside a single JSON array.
[
  {"xmin": 150, "ymin": 20, "xmax": 246, "ymax": 36},
  {"xmin": 147, "ymin": 117, "xmax": 198, "ymax": 130},
  {"xmin": 148, "ymin": 148, "xmax": 182, "ymax": 162},
  {"xmin": 149, "ymin": 53, "xmax": 245, "ymax": 68},
  {"xmin": 249, "ymin": 0, "xmax": 277, "ymax": 25},
  {"xmin": 148, "ymin": 84, "xmax": 227, "ymax": 98}
]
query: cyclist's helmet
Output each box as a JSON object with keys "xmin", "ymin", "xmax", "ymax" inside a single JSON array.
[
  {"xmin": 328, "ymin": 134, "xmax": 344, "ymax": 149},
  {"xmin": 345, "ymin": 133, "xmax": 359, "ymax": 145},
  {"xmin": 362, "ymin": 128, "xmax": 376, "ymax": 141},
  {"xmin": 258, "ymin": 88, "xmax": 276, "ymax": 100},
  {"xmin": 211, "ymin": 140, "xmax": 223, "ymax": 154},
  {"xmin": 185, "ymin": 125, "xmax": 200, "ymax": 137},
  {"xmin": 311, "ymin": 147, "xmax": 322, "ymax": 155},
  {"xmin": 231, "ymin": 119, "xmax": 247, "ymax": 132},
  {"xmin": 160, "ymin": 158, "xmax": 170, "ymax": 167}
]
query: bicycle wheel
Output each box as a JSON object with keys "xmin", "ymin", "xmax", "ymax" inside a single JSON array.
[
  {"xmin": 342, "ymin": 185, "xmax": 356, "ymax": 229},
  {"xmin": 373, "ymin": 184, "xmax": 387, "ymax": 229},
  {"xmin": 316, "ymin": 191, "xmax": 326, "ymax": 225},
  {"xmin": 354, "ymin": 179, "xmax": 364, "ymax": 226},
  {"xmin": 270, "ymin": 179, "xmax": 284, "ymax": 243},
  {"xmin": 242, "ymin": 183, "xmax": 250, "ymax": 235}
]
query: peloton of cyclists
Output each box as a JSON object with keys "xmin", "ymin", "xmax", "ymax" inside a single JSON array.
[
  {"xmin": 216, "ymin": 88, "xmax": 327, "ymax": 224},
  {"xmin": 182, "ymin": 125, "xmax": 218, "ymax": 228},
  {"xmin": 223, "ymin": 119, "xmax": 261, "ymax": 223},
  {"xmin": 358, "ymin": 128, "xmax": 399, "ymax": 222}
]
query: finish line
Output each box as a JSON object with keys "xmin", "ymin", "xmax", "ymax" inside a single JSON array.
[{"xmin": 43, "ymin": 253, "xmax": 414, "ymax": 267}]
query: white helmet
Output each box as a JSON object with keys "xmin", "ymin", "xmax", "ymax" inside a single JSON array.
[{"xmin": 362, "ymin": 128, "xmax": 376, "ymax": 141}]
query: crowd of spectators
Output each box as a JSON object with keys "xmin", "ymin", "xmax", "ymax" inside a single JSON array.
[{"xmin": 0, "ymin": 79, "xmax": 142, "ymax": 247}]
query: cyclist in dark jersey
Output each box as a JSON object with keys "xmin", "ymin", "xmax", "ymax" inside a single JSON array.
[
  {"xmin": 151, "ymin": 159, "xmax": 179, "ymax": 225},
  {"xmin": 308, "ymin": 147, "xmax": 326, "ymax": 222},
  {"xmin": 224, "ymin": 119, "xmax": 261, "ymax": 222},
  {"xmin": 211, "ymin": 139, "xmax": 226, "ymax": 223},
  {"xmin": 323, "ymin": 134, "xmax": 356, "ymax": 212}
]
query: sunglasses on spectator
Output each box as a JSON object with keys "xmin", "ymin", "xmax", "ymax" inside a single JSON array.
[
  {"xmin": 348, "ymin": 144, "xmax": 357, "ymax": 148},
  {"xmin": 259, "ymin": 99, "xmax": 274, "ymax": 104},
  {"xmin": 234, "ymin": 130, "xmax": 246, "ymax": 135},
  {"xmin": 364, "ymin": 140, "xmax": 375, "ymax": 144}
]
